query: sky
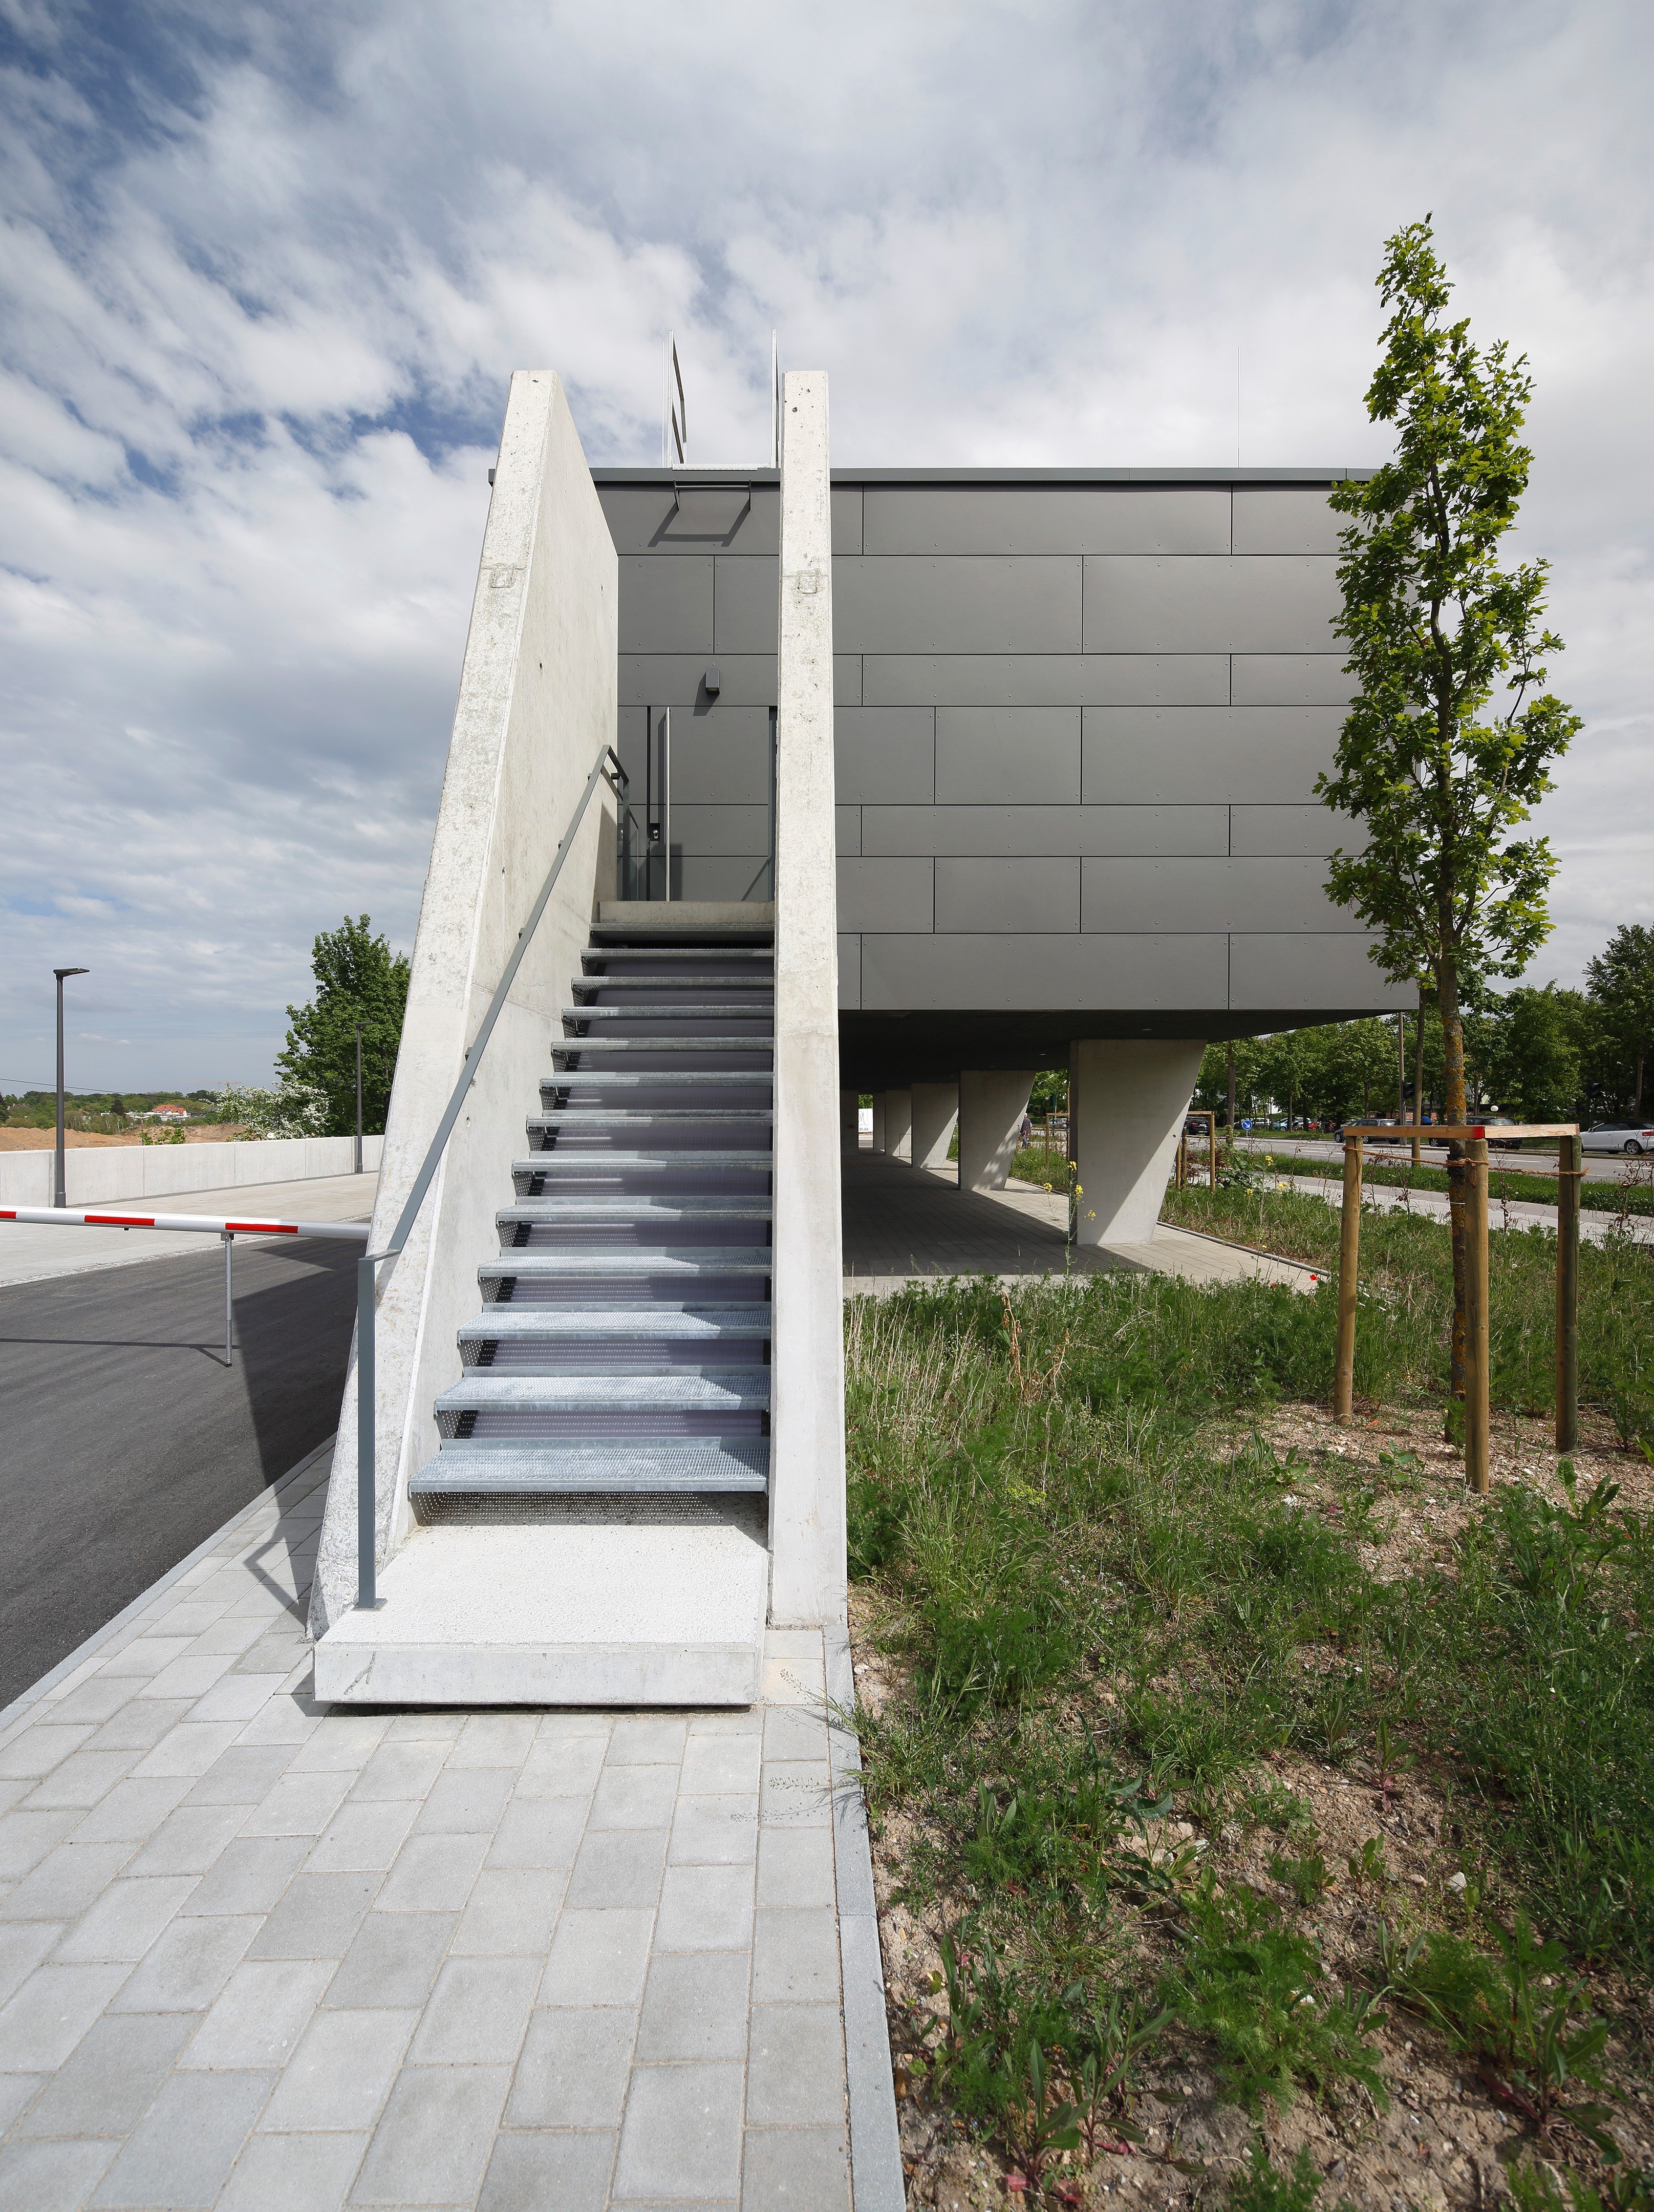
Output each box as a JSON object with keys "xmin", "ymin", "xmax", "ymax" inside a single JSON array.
[{"xmin": 1, "ymin": 0, "xmax": 1649, "ymax": 1091}]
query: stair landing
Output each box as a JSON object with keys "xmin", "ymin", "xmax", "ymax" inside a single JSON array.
[{"xmin": 314, "ymin": 1513, "xmax": 768, "ymax": 1706}]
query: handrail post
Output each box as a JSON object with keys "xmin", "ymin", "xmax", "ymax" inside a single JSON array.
[
  {"xmin": 356, "ymin": 1254, "xmax": 383, "ymax": 1609},
  {"xmin": 1555, "ymin": 1132, "xmax": 1581, "ymax": 1453},
  {"xmin": 1334, "ymin": 1134, "xmax": 1363, "ymax": 1422}
]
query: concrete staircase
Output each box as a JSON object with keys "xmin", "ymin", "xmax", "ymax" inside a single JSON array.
[{"xmin": 313, "ymin": 907, "xmax": 776, "ymax": 1706}]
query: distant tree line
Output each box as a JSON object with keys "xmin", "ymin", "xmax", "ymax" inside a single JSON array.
[{"xmin": 1189, "ymin": 921, "xmax": 1653, "ymax": 1129}]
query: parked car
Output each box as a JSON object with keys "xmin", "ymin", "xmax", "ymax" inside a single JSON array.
[{"xmin": 1583, "ymin": 1121, "xmax": 1654, "ymax": 1156}]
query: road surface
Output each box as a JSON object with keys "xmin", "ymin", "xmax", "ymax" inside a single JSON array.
[{"xmin": 0, "ymin": 1234, "xmax": 359, "ymax": 1708}]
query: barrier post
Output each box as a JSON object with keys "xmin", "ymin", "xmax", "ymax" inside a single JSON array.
[
  {"xmin": 1555, "ymin": 1132, "xmax": 1581, "ymax": 1453},
  {"xmin": 1464, "ymin": 1137, "xmax": 1490, "ymax": 1493},
  {"xmin": 1334, "ymin": 1135, "xmax": 1363, "ymax": 1422}
]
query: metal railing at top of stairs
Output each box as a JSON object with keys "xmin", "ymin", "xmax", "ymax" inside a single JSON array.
[{"xmin": 353, "ymin": 742, "xmax": 627, "ymax": 1611}]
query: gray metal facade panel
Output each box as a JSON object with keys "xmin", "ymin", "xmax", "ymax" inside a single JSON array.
[
  {"xmin": 836, "ymin": 805, "xmax": 861, "ymax": 856},
  {"xmin": 935, "ymin": 858, "xmax": 1080, "ymax": 934},
  {"xmin": 834, "ymin": 558, "xmax": 1082, "ymax": 654},
  {"xmin": 862, "ymin": 654, "xmax": 1230, "ymax": 707},
  {"xmin": 833, "ymin": 707, "xmax": 935, "ymax": 804},
  {"xmin": 934, "ymin": 707, "xmax": 1080, "ymax": 804},
  {"xmin": 1082, "ymin": 707, "xmax": 1344, "ymax": 803},
  {"xmin": 861, "ymin": 803, "xmax": 1230, "ymax": 857},
  {"xmin": 661, "ymin": 706, "xmax": 772, "ymax": 804},
  {"xmin": 596, "ymin": 481, "xmax": 863, "ymax": 556},
  {"xmin": 1229, "ymin": 804, "xmax": 1360, "ymax": 857},
  {"xmin": 669, "ymin": 803, "xmax": 770, "ymax": 854},
  {"xmin": 861, "ymin": 932, "xmax": 1229, "ymax": 1011},
  {"xmin": 1230, "ymin": 654, "xmax": 1352, "ymax": 706},
  {"xmin": 618, "ymin": 556, "xmax": 714, "ymax": 652},
  {"xmin": 862, "ymin": 485, "xmax": 1230, "ymax": 555},
  {"xmin": 619, "ymin": 655, "xmax": 862, "ymax": 705},
  {"xmin": 838, "ymin": 933, "xmax": 862, "ymax": 1009},
  {"xmin": 1230, "ymin": 934, "xmax": 1406, "ymax": 1011},
  {"xmin": 1082, "ymin": 556, "xmax": 1340, "ymax": 653},
  {"xmin": 714, "ymin": 558, "xmax": 777, "ymax": 655},
  {"xmin": 836, "ymin": 859, "xmax": 935, "ymax": 934},
  {"xmin": 1231, "ymin": 488, "xmax": 1346, "ymax": 555},
  {"xmin": 1080, "ymin": 857, "xmax": 1361, "ymax": 934},
  {"xmin": 676, "ymin": 856, "xmax": 774, "ymax": 903}
]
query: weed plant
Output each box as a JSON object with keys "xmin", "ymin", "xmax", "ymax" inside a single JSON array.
[{"xmin": 848, "ymin": 1257, "xmax": 1654, "ymax": 2168}]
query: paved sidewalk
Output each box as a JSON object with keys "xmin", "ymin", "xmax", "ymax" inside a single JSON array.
[
  {"xmin": 0, "ymin": 1448, "xmax": 900, "ymax": 2210},
  {"xmin": 0, "ymin": 1174, "xmax": 379, "ymax": 1291}
]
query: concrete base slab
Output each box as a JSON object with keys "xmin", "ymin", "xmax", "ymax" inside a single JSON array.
[{"xmin": 314, "ymin": 1520, "xmax": 768, "ymax": 1706}]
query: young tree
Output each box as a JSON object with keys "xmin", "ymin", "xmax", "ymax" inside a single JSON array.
[
  {"xmin": 1585, "ymin": 924, "xmax": 1654, "ymax": 1116},
  {"xmin": 276, "ymin": 915, "xmax": 410, "ymax": 1138},
  {"xmin": 1321, "ymin": 218, "xmax": 1580, "ymax": 1392}
]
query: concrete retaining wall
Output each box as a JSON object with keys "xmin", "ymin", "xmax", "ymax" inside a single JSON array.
[{"xmin": 0, "ymin": 1136, "xmax": 384, "ymax": 1209}]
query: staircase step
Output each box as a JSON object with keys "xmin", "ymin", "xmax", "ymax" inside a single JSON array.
[
  {"xmin": 499, "ymin": 1197, "xmax": 770, "ymax": 1224},
  {"xmin": 513, "ymin": 1152, "xmax": 771, "ymax": 1175},
  {"xmin": 460, "ymin": 1305, "xmax": 771, "ymax": 1345},
  {"xmin": 411, "ymin": 1440, "xmax": 769, "ymax": 1496},
  {"xmin": 541, "ymin": 1072, "xmax": 773, "ymax": 1093},
  {"xmin": 480, "ymin": 1250, "xmax": 771, "ymax": 1289},
  {"xmin": 572, "ymin": 978, "xmax": 775, "ymax": 996},
  {"xmin": 561, "ymin": 1005, "xmax": 774, "ymax": 1022},
  {"xmin": 552, "ymin": 1037, "xmax": 774, "ymax": 1055},
  {"xmin": 438, "ymin": 1372, "xmax": 770, "ymax": 1416},
  {"xmin": 528, "ymin": 1111, "xmax": 774, "ymax": 1132},
  {"xmin": 583, "ymin": 946, "xmax": 775, "ymax": 964},
  {"xmin": 313, "ymin": 1521, "xmax": 767, "ymax": 1706}
]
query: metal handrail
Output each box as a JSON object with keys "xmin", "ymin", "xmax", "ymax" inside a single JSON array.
[{"xmin": 353, "ymin": 742, "xmax": 627, "ymax": 1609}]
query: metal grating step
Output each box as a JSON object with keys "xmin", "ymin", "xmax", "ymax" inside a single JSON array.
[
  {"xmin": 552, "ymin": 1037, "xmax": 774, "ymax": 1055},
  {"xmin": 541, "ymin": 1072, "xmax": 774, "ymax": 1093},
  {"xmin": 411, "ymin": 1440, "xmax": 770, "ymax": 1496},
  {"xmin": 437, "ymin": 1371, "xmax": 770, "ymax": 1419},
  {"xmin": 459, "ymin": 1305, "xmax": 771, "ymax": 1344},
  {"xmin": 513, "ymin": 1152, "xmax": 771, "ymax": 1174},
  {"xmin": 561, "ymin": 1005, "xmax": 775, "ymax": 1023},
  {"xmin": 499, "ymin": 1197, "xmax": 771, "ymax": 1223}
]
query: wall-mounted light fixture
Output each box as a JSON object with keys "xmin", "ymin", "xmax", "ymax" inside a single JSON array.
[{"xmin": 704, "ymin": 664, "xmax": 721, "ymax": 699}]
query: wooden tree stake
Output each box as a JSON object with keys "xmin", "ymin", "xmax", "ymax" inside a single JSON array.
[
  {"xmin": 1334, "ymin": 1135, "xmax": 1363, "ymax": 1423},
  {"xmin": 1555, "ymin": 1132, "xmax": 1581, "ymax": 1453},
  {"xmin": 1464, "ymin": 1136, "xmax": 1490, "ymax": 1493}
]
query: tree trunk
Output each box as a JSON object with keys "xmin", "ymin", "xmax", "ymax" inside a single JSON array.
[
  {"xmin": 1439, "ymin": 956, "xmax": 1470, "ymax": 1422},
  {"xmin": 1412, "ymin": 991, "xmax": 1427, "ymax": 1166},
  {"xmin": 1227, "ymin": 1044, "xmax": 1236, "ymax": 1137}
]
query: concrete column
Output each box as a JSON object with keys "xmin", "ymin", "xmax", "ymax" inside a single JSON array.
[
  {"xmin": 910, "ymin": 1082, "xmax": 958, "ymax": 1171},
  {"xmin": 886, "ymin": 1089, "xmax": 912, "ymax": 1162},
  {"xmin": 1068, "ymin": 1038, "xmax": 1205, "ymax": 1246},
  {"xmin": 958, "ymin": 1069, "xmax": 1034, "ymax": 1193},
  {"xmin": 840, "ymin": 1090, "xmax": 858, "ymax": 1149},
  {"xmin": 869, "ymin": 1094, "xmax": 887, "ymax": 1153},
  {"xmin": 769, "ymin": 370, "xmax": 846, "ymax": 1630}
]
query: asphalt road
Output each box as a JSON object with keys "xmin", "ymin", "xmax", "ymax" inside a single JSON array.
[
  {"xmin": 0, "ymin": 1235, "xmax": 358, "ymax": 1709},
  {"xmin": 1230, "ymin": 1131, "xmax": 1640, "ymax": 1182}
]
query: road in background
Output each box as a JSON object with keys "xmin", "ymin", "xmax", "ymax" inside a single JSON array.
[
  {"xmin": 1228, "ymin": 1132, "xmax": 1640, "ymax": 1183},
  {"xmin": 0, "ymin": 1235, "xmax": 359, "ymax": 1706}
]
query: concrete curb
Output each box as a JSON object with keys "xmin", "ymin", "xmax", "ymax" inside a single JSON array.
[
  {"xmin": 826, "ymin": 1624, "xmax": 905, "ymax": 2211},
  {"xmin": 0, "ymin": 1434, "xmax": 335, "ymax": 1745}
]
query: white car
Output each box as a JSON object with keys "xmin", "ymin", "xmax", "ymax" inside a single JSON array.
[{"xmin": 1582, "ymin": 1121, "xmax": 1654, "ymax": 1156}]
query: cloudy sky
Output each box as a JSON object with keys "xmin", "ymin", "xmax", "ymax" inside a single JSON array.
[{"xmin": 2, "ymin": 0, "xmax": 1649, "ymax": 1091}]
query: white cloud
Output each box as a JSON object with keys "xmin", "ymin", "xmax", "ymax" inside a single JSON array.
[{"xmin": 1, "ymin": 0, "xmax": 1649, "ymax": 1085}]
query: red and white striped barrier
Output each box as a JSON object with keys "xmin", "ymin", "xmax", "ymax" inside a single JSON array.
[{"xmin": 0, "ymin": 1205, "xmax": 370, "ymax": 1241}]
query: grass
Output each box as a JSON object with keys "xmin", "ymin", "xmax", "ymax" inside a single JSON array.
[
  {"xmin": 846, "ymin": 1209, "xmax": 1654, "ymax": 2187},
  {"xmin": 1244, "ymin": 1150, "xmax": 1654, "ymax": 1218}
]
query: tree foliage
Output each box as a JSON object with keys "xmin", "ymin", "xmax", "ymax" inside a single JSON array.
[
  {"xmin": 1321, "ymin": 217, "xmax": 1580, "ymax": 1122},
  {"xmin": 1583, "ymin": 924, "xmax": 1654, "ymax": 1115},
  {"xmin": 276, "ymin": 915, "xmax": 410, "ymax": 1138}
]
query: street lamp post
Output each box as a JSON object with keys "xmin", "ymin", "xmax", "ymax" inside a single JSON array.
[
  {"xmin": 53, "ymin": 966, "xmax": 89, "ymax": 1209},
  {"xmin": 355, "ymin": 1021, "xmax": 364, "ymax": 1174}
]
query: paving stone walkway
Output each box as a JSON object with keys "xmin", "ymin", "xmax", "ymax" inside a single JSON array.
[{"xmin": 0, "ymin": 1449, "xmax": 900, "ymax": 2211}]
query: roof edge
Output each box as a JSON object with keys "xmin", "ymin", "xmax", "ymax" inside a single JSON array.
[{"xmin": 589, "ymin": 466, "xmax": 1373, "ymax": 486}]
